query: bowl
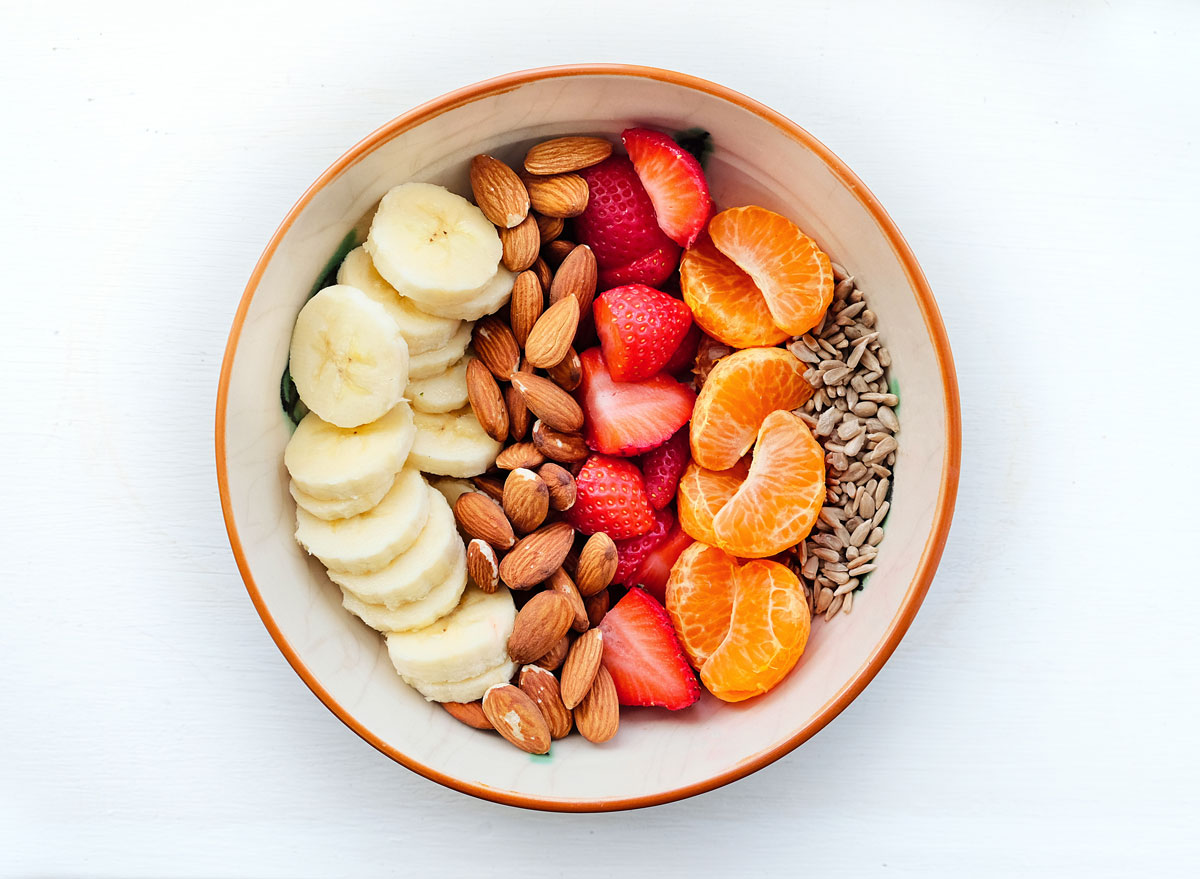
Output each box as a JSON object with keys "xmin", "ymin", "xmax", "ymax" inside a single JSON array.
[{"xmin": 216, "ymin": 64, "xmax": 961, "ymax": 811}]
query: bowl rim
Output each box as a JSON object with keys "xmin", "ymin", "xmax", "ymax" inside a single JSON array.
[{"xmin": 215, "ymin": 63, "xmax": 962, "ymax": 812}]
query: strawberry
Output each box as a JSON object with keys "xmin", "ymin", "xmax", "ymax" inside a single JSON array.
[
  {"xmin": 622, "ymin": 127, "xmax": 713, "ymax": 248},
  {"xmin": 599, "ymin": 587, "xmax": 701, "ymax": 709},
  {"xmin": 575, "ymin": 156, "xmax": 678, "ymax": 272},
  {"xmin": 662, "ymin": 323, "xmax": 703, "ymax": 378},
  {"xmin": 639, "ymin": 427, "xmax": 690, "ymax": 510},
  {"xmin": 565, "ymin": 453, "xmax": 655, "ymax": 539},
  {"xmin": 614, "ymin": 508, "xmax": 674, "ymax": 586},
  {"xmin": 593, "ymin": 284, "xmax": 693, "ymax": 382},
  {"xmin": 597, "ymin": 241, "xmax": 681, "ymax": 289},
  {"xmin": 577, "ymin": 347, "xmax": 696, "ymax": 456},
  {"xmin": 630, "ymin": 518, "xmax": 694, "ymax": 604}
]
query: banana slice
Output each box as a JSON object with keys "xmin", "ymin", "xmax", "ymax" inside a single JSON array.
[
  {"xmin": 407, "ymin": 355, "xmax": 471, "ymax": 414},
  {"xmin": 289, "ymin": 476, "xmax": 393, "ymax": 521},
  {"xmin": 295, "ymin": 467, "xmax": 429, "ymax": 574},
  {"xmin": 404, "ymin": 658, "xmax": 517, "ymax": 703},
  {"xmin": 384, "ymin": 584, "xmax": 516, "ymax": 685},
  {"xmin": 409, "ymin": 407, "xmax": 502, "ymax": 477},
  {"xmin": 366, "ymin": 182, "xmax": 503, "ymax": 309},
  {"xmin": 407, "ymin": 321, "xmax": 473, "ymax": 380},
  {"xmin": 289, "ymin": 284, "xmax": 410, "ymax": 428},
  {"xmin": 341, "ymin": 550, "xmax": 467, "ymax": 633},
  {"xmin": 336, "ymin": 246, "xmax": 461, "ymax": 355},
  {"xmin": 430, "ymin": 477, "xmax": 475, "ymax": 509},
  {"xmin": 284, "ymin": 403, "xmax": 415, "ymax": 502},
  {"xmin": 432, "ymin": 266, "xmax": 516, "ymax": 322},
  {"xmin": 329, "ymin": 486, "xmax": 463, "ymax": 608}
]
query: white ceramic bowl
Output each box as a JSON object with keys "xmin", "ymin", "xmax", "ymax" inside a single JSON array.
[{"xmin": 216, "ymin": 65, "xmax": 960, "ymax": 811}]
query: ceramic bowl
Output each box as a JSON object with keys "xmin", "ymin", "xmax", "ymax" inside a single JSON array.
[{"xmin": 216, "ymin": 64, "xmax": 960, "ymax": 811}]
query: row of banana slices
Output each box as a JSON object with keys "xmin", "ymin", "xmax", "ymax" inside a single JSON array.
[{"xmin": 283, "ymin": 182, "xmax": 525, "ymax": 702}]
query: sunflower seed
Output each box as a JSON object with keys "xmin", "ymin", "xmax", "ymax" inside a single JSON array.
[
  {"xmin": 825, "ymin": 594, "xmax": 844, "ymax": 620},
  {"xmin": 823, "ymin": 367, "xmax": 852, "ymax": 386},
  {"xmin": 833, "ymin": 578, "xmax": 859, "ymax": 597},
  {"xmin": 835, "ymin": 525, "xmax": 853, "ymax": 546},
  {"xmin": 816, "ymin": 587, "xmax": 834, "ymax": 613},
  {"xmin": 834, "ymin": 279, "xmax": 856, "ymax": 300},
  {"xmin": 819, "ymin": 507, "xmax": 845, "ymax": 526},
  {"xmin": 839, "ymin": 301, "xmax": 866, "ymax": 320},
  {"xmin": 836, "ymin": 419, "xmax": 863, "ymax": 441},
  {"xmin": 844, "ymin": 432, "xmax": 866, "ymax": 457},
  {"xmin": 861, "ymin": 310, "xmax": 876, "ymax": 327},
  {"xmin": 845, "ymin": 545, "xmax": 859, "ymax": 560},
  {"xmin": 830, "ymin": 262, "xmax": 849, "ymax": 280},
  {"xmin": 862, "ymin": 392, "xmax": 899, "ymax": 406},
  {"xmin": 843, "ymin": 462, "xmax": 868, "ymax": 483},
  {"xmin": 868, "ymin": 527, "xmax": 885, "ymax": 546},
  {"xmin": 847, "ymin": 563, "xmax": 876, "ymax": 577},
  {"xmin": 842, "ymin": 590, "xmax": 854, "ymax": 614},
  {"xmin": 877, "ymin": 405, "xmax": 899, "ymax": 432},
  {"xmin": 859, "ymin": 491, "xmax": 876, "ymax": 519},
  {"xmin": 878, "ymin": 347, "xmax": 892, "ymax": 367},
  {"xmin": 860, "ymin": 350, "xmax": 881, "ymax": 373},
  {"xmin": 853, "ymin": 401, "xmax": 878, "ymax": 417},
  {"xmin": 788, "ymin": 340, "xmax": 822, "ymax": 364},
  {"xmin": 812, "ymin": 547, "xmax": 841, "ymax": 563},
  {"xmin": 812, "ymin": 533, "xmax": 842, "ymax": 550},
  {"xmin": 802, "ymin": 555, "xmax": 820, "ymax": 579},
  {"xmin": 872, "ymin": 501, "xmax": 890, "ymax": 527}
]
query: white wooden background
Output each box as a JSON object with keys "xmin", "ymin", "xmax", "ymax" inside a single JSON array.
[{"xmin": 2, "ymin": 0, "xmax": 1198, "ymax": 875}]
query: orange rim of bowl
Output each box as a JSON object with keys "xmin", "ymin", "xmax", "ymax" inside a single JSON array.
[{"xmin": 215, "ymin": 63, "xmax": 962, "ymax": 812}]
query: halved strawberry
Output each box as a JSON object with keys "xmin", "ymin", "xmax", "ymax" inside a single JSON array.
[
  {"xmin": 614, "ymin": 508, "xmax": 674, "ymax": 586},
  {"xmin": 577, "ymin": 347, "xmax": 696, "ymax": 456},
  {"xmin": 575, "ymin": 156, "xmax": 678, "ymax": 271},
  {"xmin": 662, "ymin": 323, "xmax": 703, "ymax": 378},
  {"xmin": 599, "ymin": 587, "xmax": 701, "ymax": 709},
  {"xmin": 597, "ymin": 241, "xmax": 681, "ymax": 289},
  {"xmin": 639, "ymin": 427, "xmax": 690, "ymax": 510},
  {"xmin": 565, "ymin": 453, "xmax": 655, "ymax": 539},
  {"xmin": 622, "ymin": 127, "xmax": 713, "ymax": 248},
  {"xmin": 593, "ymin": 284, "xmax": 693, "ymax": 382},
  {"xmin": 631, "ymin": 517, "xmax": 694, "ymax": 603}
]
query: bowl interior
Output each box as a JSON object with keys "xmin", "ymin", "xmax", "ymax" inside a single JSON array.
[{"xmin": 219, "ymin": 69, "xmax": 955, "ymax": 809}]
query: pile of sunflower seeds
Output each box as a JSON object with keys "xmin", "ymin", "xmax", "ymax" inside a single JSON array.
[{"xmin": 787, "ymin": 263, "xmax": 898, "ymax": 621}]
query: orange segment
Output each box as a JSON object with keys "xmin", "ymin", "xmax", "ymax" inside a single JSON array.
[
  {"xmin": 690, "ymin": 347, "xmax": 814, "ymax": 471},
  {"xmin": 665, "ymin": 541, "xmax": 738, "ymax": 668},
  {"xmin": 712, "ymin": 410, "xmax": 825, "ymax": 558},
  {"xmin": 708, "ymin": 206, "xmax": 833, "ymax": 336},
  {"xmin": 680, "ymin": 232, "xmax": 789, "ymax": 348},
  {"xmin": 677, "ymin": 457, "xmax": 750, "ymax": 545},
  {"xmin": 700, "ymin": 559, "xmax": 811, "ymax": 702}
]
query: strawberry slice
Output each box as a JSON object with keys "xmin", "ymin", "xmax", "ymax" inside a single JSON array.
[
  {"xmin": 597, "ymin": 241, "xmax": 681, "ymax": 289},
  {"xmin": 662, "ymin": 323, "xmax": 703, "ymax": 378},
  {"xmin": 622, "ymin": 127, "xmax": 713, "ymax": 248},
  {"xmin": 593, "ymin": 284, "xmax": 693, "ymax": 382},
  {"xmin": 639, "ymin": 427, "xmax": 690, "ymax": 510},
  {"xmin": 577, "ymin": 347, "xmax": 696, "ymax": 457},
  {"xmin": 599, "ymin": 587, "xmax": 701, "ymax": 709},
  {"xmin": 614, "ymin": 508, "xmax": 674, "ymax": 586},
  {"xmin": 565, "ymin": 453, "xmax": 655, "ymax": 539},
  {"xmin": 631, "ymin": 517, "xmax": 694, "ymax": 603}
]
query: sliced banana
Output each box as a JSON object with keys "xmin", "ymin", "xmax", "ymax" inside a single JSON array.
[
  {"xmin": 407, "ymin": 355, "xmax": 472, "ymax": 414},
  {"xmin": 404, "ymin": 658, "xmax": 517, "ymax": 703},
  {"xmin": 409, "ymin": 406, "xmax": 502, "ymax": 477},
  {"xmin": 289, "ymin": 476, "xmax": 393, "ymax": 521},
  {"xmin": 288, "ymin": 284, "xmax": 409, "ymax": 428},
  {"xmin": 284, "ymin": 403, "xmax": 415, "ymax": 502},
  {"xmin": 329, "ymin": 485, "xmax": 463, "ymax": 608},
  {"xmin": 336, "ymin": 246, "xmax": 461, "ymax": 355},
  {"xmin": 384, "ymin": 584, "xmax": 516, "ymax": 685},
  {"xmin": 430, "ymin": 477, "xmax": 475, "ymax": 510},
  {"xmin": 341, "ymin": 550, "xmax": 467, "ymax": 633},
  {"xmin": 366, "ymin": 182, "xmax": 503, "ymax": 309},
  {"xmin": 432, "ymin": 266, "xmax": 516, "ymax": 322},
  {"xmin": 407, "ymin": 321, "xmax": 473, "ymax": 380},
  {"xmin": 295, "ymin": 467, "xmax": 429, "ymax": 574}
]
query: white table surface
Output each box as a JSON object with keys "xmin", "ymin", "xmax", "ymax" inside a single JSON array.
[{"xmin": 3, "ymin": 0, "xmax": 1198, "ymax": 875}]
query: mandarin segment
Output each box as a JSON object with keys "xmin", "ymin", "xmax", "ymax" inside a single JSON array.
[
  {"xmin": 677, "ymin": 457, "xmax": 751, "ymax": 546},
  {"xmin": 665, "ymin": 541, "xmax": 738, "ymax": 669},
  {"xmin": 680, "ymin": 232, "xmax": 789, "ymax": 348}
]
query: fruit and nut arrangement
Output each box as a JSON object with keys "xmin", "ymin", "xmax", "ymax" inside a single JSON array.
[{"xmin": 281, "ymin": 127, "xmax": 897, "ymax": 754}]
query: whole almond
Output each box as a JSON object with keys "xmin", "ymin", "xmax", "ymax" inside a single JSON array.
[
  {"xmin": 442, "ymin": 700, "xmax": 493, "ymax": 730},
  {"xmin": 546, "ymin": 567, "xmax": 588, "ymax": 632},
  {"xmin": 454, "ymin": 491, "xmax": 515, "ymax": 550},
  {"xmin": 534, "ymin": 213, "xmax": 564, "ymax": 243},
  {"xmin": 533, "ymin": 635, "xmax": 570, "ymax": 671},
  {"xmin": 465, "ymin": 358, "xmax": 509, "ymax": 442},
  {"xmin": 500, "ymin": 213, "xmax": 539, "ymax": 271},
  {"xmin": 543, "ymin": 238, "xmax": 575, "ymax": 267},
  {"xmin": 507, "ymin": 590, "xmax": 574, "ymax": 662},
  {"xmin": 531, "ymin": 420, "xmax": 589, "ymax": 463},
  {"xmin": 532, "ymin": 257, "xmax": 552, "ymax": 291},
  {"xmin": 499, "ymin": 521, "xmax": 576, "ymax": 590},
  {"xmin": 549, "ymin": 244, "xmax": 598, "ymax": 315},
  {"xmin": 473, "ymin": 317, "xmax": 520, "ymax": 380},
  {"xmin": 482, "ymin": 684, "xmax": 551, "ymax": 754},
  {"xmin": 560, "ymin": 628, "xmax": 604, "ymax": 709},
  {"xmin": 575, "ymin": 665, "xmax": 619, "ymax": 743},
  {"xmin": 522, "ymin": 172, "xmax": 589, "ymax": 218},
  {"xmin": 495, "ymin": 442, "xmax": 545, "ymax": 471},
  {"xmin": 470, "ymin": 154, "xmax": 529, "ymax": 228},
  {"xmin": 524, "ymin": 295, "xmax": 580, "ymax": 369},
  {"xmin": 524, "ymin": 136, "xmax": 613, "ymax": 175},
  {"xmin": 575, "ymin": 532, "xmax": 618, "ymax": 596},
  {"xmin": 546, "ymin": 346, "xmax": 582, "ymax": 391},
  {"xmin": 511, "ymin": 373, "xmax": 584, "ymax": 432},
  {"xmin": 538, "ymin": 462, "xmax": 576, "ymax": 511},
  {"xmin": 503, "ymin": 468, "xmax": 549, "ymax": 534},
  {"xmin": 505, "ymin": 384, "xmax": 530, "ymax": 441},
  {"xmin": 518, "ymin": 665, "xmax": 573, "ymax": 739},
  {"xmin": 585, "ymin": 589, "xmax": 610, "ymax": 628},
  {"xmin": 466, "ymin": 538, "xmax": 499, "ymax": 593},
  {"xmin": 509, "ymin": 270, "xmax": 543, "ymax": 347},
  {"xmin": 471, "ymin": 473, "xmax": 506, "ymax": 504}
]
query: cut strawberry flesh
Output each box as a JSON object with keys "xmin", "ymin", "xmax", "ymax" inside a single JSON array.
[
  {"xmin": 630, "ymin": 517, "xmax": 694, "ymax": 604},
  {"xmin": 622, "ymin": 127, "xmax": 713, "ymax": 248},
  {"xmin": 576, "ymin": 347, "xmax": 695, "ymax": 457},
  {"xmin": 599, "ymin": 587, "xmax": 701, "ymax": 710},
  {"xmin": 614, "ymin": 508, "xmax": 674, "ymax": 586}
]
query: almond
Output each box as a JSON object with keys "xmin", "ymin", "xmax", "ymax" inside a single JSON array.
[
  {"xmin": 524, "ymin": 295, "xmax": 579, "ymax": 369},
  {"xmin": 503, "ymin": 468, "xmax": 549, "ymax": 534},
  {"xmin": 574, "ymin": 664, "xmax": 619, "ymax": 743},
  {"xmin": 495, "ymin": 442, "xmax": 545, "ymax": 470},
  {"xmin": 509, "ymin": 269, "xmax": 543, "ymax": 348},
  {"xmin": 585, "ymin": 589, "xmax": 610, "ymax": 628},
  {"xmin": 518, "ymin": 665, "xmax": 573, "ymax": 740},
  {"xmin": 524, "ymin": 136, "xmax": 613, "ymax": 176},
  {"xmin": 500, "ymin": 213, "xmax": 539, "ymax": 271},
  {"xmin": 465, "ymin": 358, "xmax": 509, "ymax": 442},
  {"xmin": 466, "ymin": 538, "xmax": 499, "ymax": 593},
  {"xmin": 505, "ymin": 384, "xmax": 530, "ymax": 441},
  {"xmin": 471, "ymin": 474, "xmax": 506, "ymax": 504},
  {"xmin": 537, "ymin": 462, "xmax": 576, "ymax": 511},
  {"xmin": 533, "ymin": 212, "xmax": 564, "ymax": 244},
  {"xmin": 522, "ymin": 172, "xmax": 589, "ymax": 218},
  {"xmin": 442, "ymin": 700, "xmax": 493, "ymax": 730},
  {"xmin": 482, "ymin": 684, "xmax": 551, "ymax": 754},
  {"xmin": 454, "ymin": 491, "xmax": 515, "ymax": 550},
  {"xmin": 531, "ymin": 420, "xmax": 589, "ymax": 464},
  {"xmin": 507, "ymin": 590, "xmax": 574, "ymax": 662},
  {"xmin": 560, "ymin": 628, "xmax": 604, "ymax": 709},
  {"xmin": 499, "ymin": 521, "xmax": 576, "ymax": 590},
  {"xmin": 470, "ymin": 154, "xmax": 529, "ymax": 228},
  {"xmin": 543, "ymin": 238, "xmax": 575, "ymax": 267},
  {"xmin": 533, "ymin": 635, "xmax": 569, "ymax": 671},
  {"xmin": 545, "ymin": 346, "xmax": 581, "ymax": 391},
  {"xmin": 511, "ymin": 373, "xmax": 584, "ymax": 433},
  {"xmin": 473, "ymin": 317, "xmax": 520, "ymax": 380},
  {"xmin": 546, "ymin": 567, "xmax": 588, "ymax": 633},
  {"xmin": 549, "ymin": 244, "xmax": 598, "ymax": 315},
  {"xmin": 532, "ymin": 256, "xmax": 552, "ymax": 291},
  {"xmin": 575, "ymin": 532, "xmax": 619, "ymax": 596}
]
